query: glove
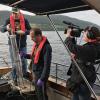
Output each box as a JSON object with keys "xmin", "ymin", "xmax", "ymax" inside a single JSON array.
[
  {"xmin": 20, "ymin": 51, "xmax": 27, "ymax": 58},
  {"xmin": 37, "ymin": 79, "xmax": 44, "ymax": 87},
  {"xmin": 20, "ymin": 51, "xmax": 31, "ymax": 59}
]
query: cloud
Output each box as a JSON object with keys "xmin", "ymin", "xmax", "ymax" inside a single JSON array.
[
  {"xmin": 0, "ymin": 4, "xmax": 35, "ymax": 16},
  {"xmin": 60, "ymin": 10, "xmax": 100, "ymax": 26},
  {"xmin": 0, "ymin": 4, "xmax": 11, "ymax": 11}
]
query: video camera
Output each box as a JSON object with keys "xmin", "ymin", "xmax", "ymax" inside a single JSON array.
[{"xmin": 63, "ymin": 21, "xmax": 83, "ymax": 37}]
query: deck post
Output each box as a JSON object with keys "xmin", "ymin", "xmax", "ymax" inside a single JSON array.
[{"xmin": 56, "ymin": 64, "xmax": 58, "ymax": 83}]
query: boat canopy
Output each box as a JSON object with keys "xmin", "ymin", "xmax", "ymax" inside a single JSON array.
[{"xmin": 0, "ymin": 0, "xmax": 91, "ymax": 15}]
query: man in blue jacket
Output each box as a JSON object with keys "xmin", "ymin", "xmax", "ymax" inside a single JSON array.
[
  {"xmin": 21, "ymin": 27, "xmax": 52, "ymax": 100},
  {"xmin": 1, "ymin": 7, "xmax": 31, "ymax": 85}
]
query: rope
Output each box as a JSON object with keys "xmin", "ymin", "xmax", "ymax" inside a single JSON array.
[
  {"xmin": 17, "ymin": 33, "xmax": 25, "ymax": 88},
  {"xmin": 8, "ymin": 35, "xmax": 25, "ymax": 91}
]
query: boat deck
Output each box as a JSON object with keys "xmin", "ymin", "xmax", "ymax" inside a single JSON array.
[{"xmin": 0, "ymin": 66, "xmax": 100, "ymax": 100}]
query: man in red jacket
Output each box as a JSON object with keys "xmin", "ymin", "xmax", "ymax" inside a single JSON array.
[{"xmin": 1, "ymin": 7, "xmax": 31, "ymax": 85}]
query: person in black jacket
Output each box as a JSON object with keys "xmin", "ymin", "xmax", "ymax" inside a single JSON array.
[
  {"xmin": 65, "ymin": 26, "xmax": 100, "ymax": 100},
  {"xmin": 1, "ymin": 7, "xmax": 31, "ymax": 85},
  {"xmin": 21, "ymin": 27, "xmax": 52, "ymax": 100}
]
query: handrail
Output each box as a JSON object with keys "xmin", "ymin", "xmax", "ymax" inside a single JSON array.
[
  {"xmin": 51, "ymin": 62, "xmax": 100, "ymax": 86},
  {"xmin": 52, "ymin": 62, "xmax": 100, "ymax": 76},
  {"xmin": 52, "ymin": 62, "xmax": 69, "ymax": 67}
]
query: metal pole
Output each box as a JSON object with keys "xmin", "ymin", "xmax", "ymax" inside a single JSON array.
[
  {"xmin": 56, "ymin": 64, "xmax": 58, "ymax": 83},
  {"xmin": 47, "ymin": 15, "xmax": 97, "ymax": 100},
  {"xmin": 95, "ymin": 64, "xmax": 100, "ymax": 85},
  {"xmin": 96, "ymin": 75, "xmax": 100, "ymax": 84},
  {"xmin": 37, "ymin": 5, "xmax": 88, "ymax": 15},
  {"xmin": 96, "ymin": 64, "xmax": 100, "ymax": 72},
  {"xmin": 9, "ymin": 0, "xmax": 25, "ymax": 7}
]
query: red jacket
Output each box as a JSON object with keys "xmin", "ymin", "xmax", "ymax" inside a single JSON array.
[
  {"xmin": 10, "ymin": 13, "xmax": 25, "ymax": 33},
  {"xmin": 31, "ymin": 36, "xmax": 47, "ymax": 64}
]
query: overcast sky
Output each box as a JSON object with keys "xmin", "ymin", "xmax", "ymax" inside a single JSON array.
[
  {"xmin": 0, "ymin": 4, "xmax": 100, "ymax": 26},
  {"xmin": 61, "ymin": 10, "xmax": 100, "ymax": 26},
  {"xmin": 0, "ymin": 4, "xmax": 34, "ymax": 16}
]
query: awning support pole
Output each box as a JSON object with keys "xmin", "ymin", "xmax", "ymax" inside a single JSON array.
[
  {"xmin": 47, "ymin": 15, "xmax": 97, "ymax": 100},
  {"xmin": 9, "ymin": 0, "xmax": 25, "ymax": 7}
]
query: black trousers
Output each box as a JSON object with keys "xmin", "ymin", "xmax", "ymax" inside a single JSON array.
[{"xmin": 33, "ymin": 71, "xmax": 48, "ymax": 100}]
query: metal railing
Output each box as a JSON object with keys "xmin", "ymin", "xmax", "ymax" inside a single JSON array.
[
  {"xmin": 51, "ymin": 62, "xmax": 100, "ymax": 85},
  {"xmin": 51, "ymin": 62, "xmax": 69, "ymax": 83}
]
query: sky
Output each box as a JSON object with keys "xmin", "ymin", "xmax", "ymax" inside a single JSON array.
[
  {"xmin": 61, "ymin": 10, "xmax": 100, "ymax": 26},
  {"xmin": 0, "ymin": 4, "xmax": 100, "ymax": 26},
  {"xmin": 0, "ymin": 4, "xmax": 35, "ymax": 16}
]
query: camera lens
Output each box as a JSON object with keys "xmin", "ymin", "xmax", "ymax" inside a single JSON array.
[{"xmin": 71, "ymin": 29, "xmax": 81, "ymax": 37}]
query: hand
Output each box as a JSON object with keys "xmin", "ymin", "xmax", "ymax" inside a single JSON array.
[
  {"xmin": 37, "ymin": 79, "xmax": 44, "ymax": 87},
  {"xmin": 20, "ymin": 51, "xmax": 26, "ymax": 58},
  {"xmin": 16, "ymin": 30, "xmax": 25, "ymax": 35},
  {"xmin": 66, "ymin": 28, "xmax": 73, "ymax": 38},
  {"xmin": 6, "ymin": 24, "xmax": 11, "ymax": 32},
  {"xmin": 71, "ymin": 53, "xmax": 75, "ymax": 59}
]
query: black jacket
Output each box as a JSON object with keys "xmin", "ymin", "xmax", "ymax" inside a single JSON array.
[
  {"xmin": 1, "ymin": 18, "xmax": 31, "ymax": 48},
  {"xmin": 32, "ymin": 40, "xmax": 52, "ymax": 81},
  {"xmin": 65, "ymin": 37, "xmax": 100, "ymax": 83}
]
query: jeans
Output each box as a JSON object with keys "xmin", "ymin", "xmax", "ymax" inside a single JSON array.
[
  {"xmin": 33, "ymin": 71, "xmax": 48, "ymax": 100},
  {"xmin": 20, "ymin": 47, "xmax": 28, "ymax": 76},
  {"xmin": 72, "ymin": 83, "xmax": 94, "ymax": 100},
  {"xmin": 9, "ymin": 45, "xmax": 27, "ymax": 81}
]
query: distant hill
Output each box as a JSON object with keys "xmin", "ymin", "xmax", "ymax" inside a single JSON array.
[{"xmin": 0, "ymin": 11, "xmax": 100, "ymax": 31}]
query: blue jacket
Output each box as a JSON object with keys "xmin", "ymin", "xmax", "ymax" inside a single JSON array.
[{"xmin": 26, "ymin": 40, "xmax": 52, "ymax": 81}]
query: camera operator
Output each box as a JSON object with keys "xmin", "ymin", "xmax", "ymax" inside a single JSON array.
[{"xmin": 65, "ymin": 26, "xmax": 100, "ymax": 100}]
